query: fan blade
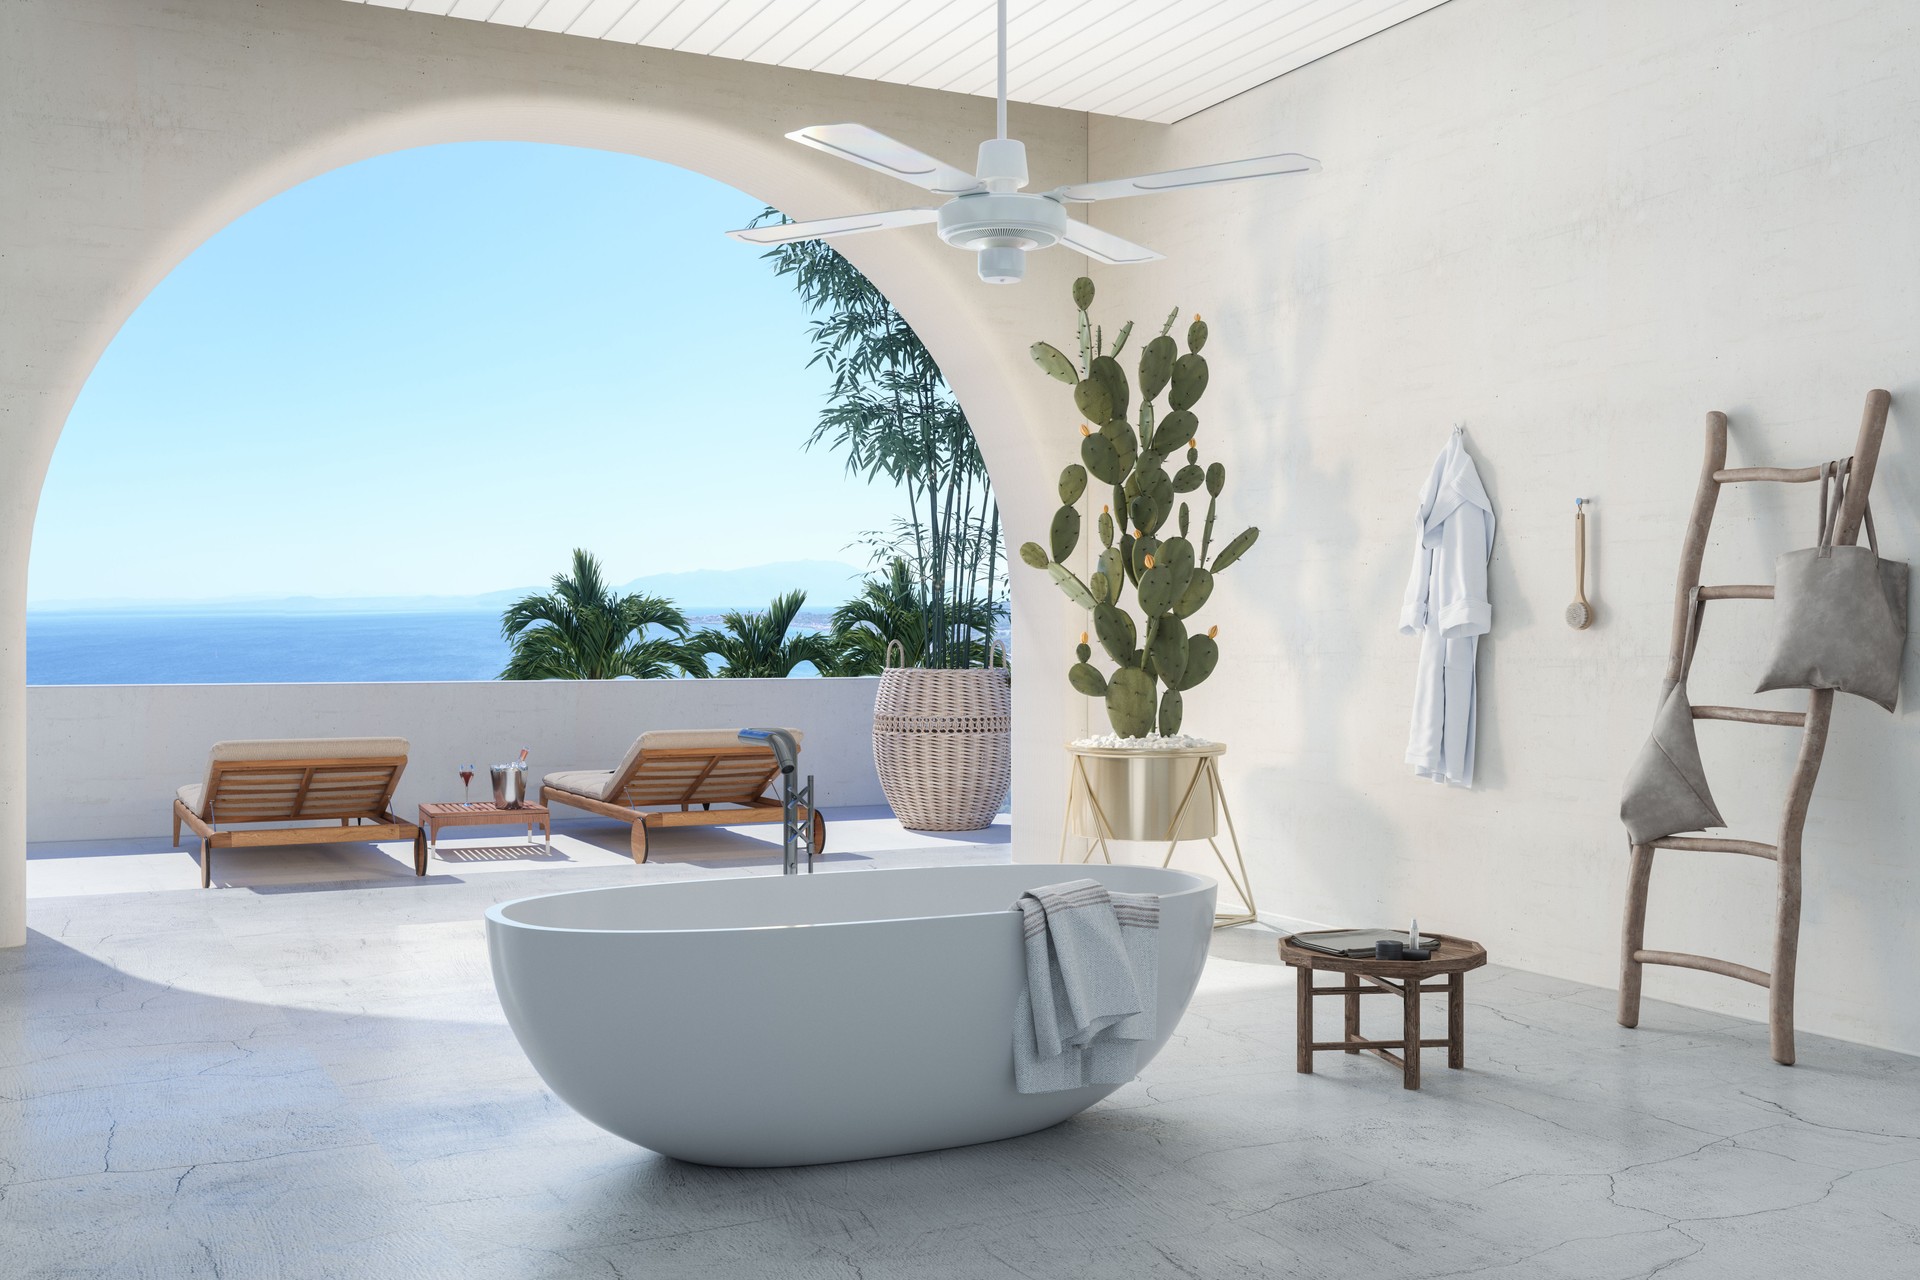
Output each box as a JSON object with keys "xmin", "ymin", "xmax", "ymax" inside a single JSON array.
[
  {"xmin": 1052, "ymin": 153, "xmax": 1320, "ymax": 203},
  {"xmin": 786, "ymin": 124, "xmax": 983, "ymax": 196},
  {"xmin": 726, "ymin": 208, "xmax": 940, "ymax": 246},
  {"xmin": 1059, "ymin": 219, "xmax": 1163, "ymax": 266}
]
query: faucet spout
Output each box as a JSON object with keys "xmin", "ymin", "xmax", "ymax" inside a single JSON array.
[{"xmin": 740, "ymin": 728, "xmax": 815, "ymax": 875}]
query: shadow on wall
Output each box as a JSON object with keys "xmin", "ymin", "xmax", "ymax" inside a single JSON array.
[{"xmin": 1207, "ymin": 212, "xmax": 1410, "ymax": 921}]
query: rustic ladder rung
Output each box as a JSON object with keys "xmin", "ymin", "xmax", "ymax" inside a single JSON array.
[
  {"xmin": 1690, "ymin": 705, "xmax": 1807, "ymax": 727},
  {"xmin": 1621, "ymin": 390, "xmax": 1890, "ymax": 1068},
  {"xmin": 1633, "ymin": 949, "xmax": 1770, "ymax": 987},
  {"xmin": 1651, "ymin": 835, "xmax": 1778, "ymax": 860},
  {"xmin": 1713, "ymin": 466, "xmax": 1824, "ymax": 484}
]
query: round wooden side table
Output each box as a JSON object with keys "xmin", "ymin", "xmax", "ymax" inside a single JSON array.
[{"xmin": 1279, "ymin": 933, "xmax": 1488, "ymax": 1090}]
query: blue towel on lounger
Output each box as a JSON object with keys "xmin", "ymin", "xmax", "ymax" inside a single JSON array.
[{"xmin": 1012, "ymin": 878, "xmax": 1159, "ymax": 1093}]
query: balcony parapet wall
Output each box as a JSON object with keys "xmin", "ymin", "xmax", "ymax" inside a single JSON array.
[{"xmin": 27, "ymin": 678, "xmax": 884, "ymax": 843}]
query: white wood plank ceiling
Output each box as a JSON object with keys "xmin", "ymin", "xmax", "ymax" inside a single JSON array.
[{"xmin": 344, "ymin": 0, "xmax": 1451, "ymax": 124}]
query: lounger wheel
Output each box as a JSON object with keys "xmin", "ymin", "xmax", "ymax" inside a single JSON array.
[
  {"xmin": 812, "ymin": 808, "xmax": 827, "ymax": 856},
  {"xmin": 413, "ymin": 829, "xmax": 428, "ymax": 876},
  {"xmin": 631, "ymin": 821, "xmax": 649, "ymax": 864}
]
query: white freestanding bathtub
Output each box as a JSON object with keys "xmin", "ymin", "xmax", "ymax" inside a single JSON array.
[{"xmin": 486, "ymin": 864, "xmax": 1216, "ymax": 1167}]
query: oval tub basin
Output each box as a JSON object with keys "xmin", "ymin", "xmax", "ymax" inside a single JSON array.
[{"xmin": 486, "ymin": 863, "xmax": 1216, "ymax": 1167}]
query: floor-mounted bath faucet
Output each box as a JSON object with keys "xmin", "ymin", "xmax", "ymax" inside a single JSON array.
[{"xmin": 739, "ymin": 728, "xmax": 816, "ymax": 875}]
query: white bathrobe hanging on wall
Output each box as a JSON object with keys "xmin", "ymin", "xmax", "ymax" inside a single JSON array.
[{"xmin": 1400, "ymin": 427, "xmax": 1495, "ymax": 788}]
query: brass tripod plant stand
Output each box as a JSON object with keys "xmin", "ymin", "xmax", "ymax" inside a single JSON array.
[{"xmin": 1058, "ymin": 742, "xmax": 1256, "ymax": 928}]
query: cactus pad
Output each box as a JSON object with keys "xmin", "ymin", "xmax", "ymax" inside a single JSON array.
[
  {"xmin": 1030, "ymin": 341, "xmax": 1078, "ymax": 385},
  {"xmin": 1068, "ymin": 662, "xmax": 1108, "ymax": 698},
  {"xmin": 1179, "ymin": 632, "xmax": 1218, "ymax": 690},
  {"xmin": 1072, "ymin": 276, "xmax": 1096, "ymax": 310},
  {"xmin": 1153, "ymin": 409, "xmax": 1198, "ymax": 455},
  {"xmin": 1138, "ymin": 563, "xmax": 1178, "ymax": 616},
  {"xmin": 1018, "ymin": 541, "xmax": 1050, "ymax": 570},
  {"xmin": 1169, "ymin": 353, "xmax": 1209, "ymax": 411},
  {"xmin": 1173, "ymin": 463, "xmax": 1205, "ymax": 493},
  {"xmin": 1151, "ymin": 616, "xmax": 1189, "ymax": 689},
  {"xmin": 1088, "ymin": 355, "xmax": 1129, "ymax": 423},
  {"xmin": 1081, "ymin": 431, "xmax": 1127, "ymax": 485},
  {"xmin": 1187, "ymin": 316, "xmax": 1208, "ymax": 352},
  {"xmin": 1076, "ymin": 641, "xmax": 1092, "ymax": 663},
  {"xmin": 1093, "ymin": 602, "xmax": 1136, "ymax": 665},
  {"xmin": 1211, "ymin": 526, "xmax": 1260, "ymax": 572},
  {"xmin": 1205, "ymin": 462, "xmax": 1226, "ymax": 497},
  {"xmin": 1098, "ymin": 547, "xmax": 1124, "ymax": 600},
  {"xmin": 1173, "ymin": 566, "xmax": 1213, "ymax": 618},
  {"xmin": 1073, "ymin": 377, "xmax": 1113, "ymax": 423},
  {"xmin": 1046, "ymin": 561, "xmax": 1097, "ymax": 609},
  {"xmin": 1097, "ymin": 509, "xmax": 1114, "ymax": 548},
  {"xmin": 1058, "ymin": 463, "xmax": 1088, "ymax": 505},
  {"xmin": 1139, "ymin": 334, "xmax": 1176, "ymax": 401},
  {"xmin": 1157, "ymin": 536, "xmax": 1196, "ymax": 603},
  {"xmin": 1050, "ymin": 505, "xmax": 1081, "ymax": 563},
  {"xmin": 1158, "ymin": 688, "xmax": 1184, "ymax": 736},
  {"xmin": 1104, "ymin": 666, "xmax": 1157, "ymax": 739}
]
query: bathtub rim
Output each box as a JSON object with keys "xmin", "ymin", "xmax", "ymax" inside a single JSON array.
[{"xmin": 484, "ymin": 864, "xmax": 1218, "ymax": 936}]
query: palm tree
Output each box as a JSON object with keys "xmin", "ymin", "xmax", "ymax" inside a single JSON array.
[
  {"xmin": 681, "ymin": 589, "xmax": 841, "ymax": 678},
  {"xmin": 831, "ymin": 557, "xmax": 1001, "ymax": 675},
  {"xmin": 500, "ymin": 549, "xmax": 689, "ymax": 680}
]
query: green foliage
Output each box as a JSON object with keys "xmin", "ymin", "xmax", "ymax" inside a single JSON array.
[
  {"xmin": 753, "ymin": 210, "xmax": 1002, "ymax": 670},
  {"xmin": 683, "ymin": 589, "xmax": 842, "ymax": 678},
  {"xmin": 500, "ymin": 549, "xmax": 690, "ymax": 681},
  {"xmin": 1021, "ymin": 278, "xmax": 1262, "ymax": 736},
  {"xmin": 831, "ymin": 557, "xmax": 1000, "ymax": 674}
]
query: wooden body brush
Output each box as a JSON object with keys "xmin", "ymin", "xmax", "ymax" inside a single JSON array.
[{"xmin": 1566, "ymin": 498, "xmax": 1593, "ymax": 629}]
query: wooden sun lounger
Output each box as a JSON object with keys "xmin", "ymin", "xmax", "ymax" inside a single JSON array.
[
  {"xmin": 171, "ymin": 738, "xmax": 425, "ymax": 888},
  {"xmin": 539, "ymin": 729, "xmax": 827, "ymax": 863}
]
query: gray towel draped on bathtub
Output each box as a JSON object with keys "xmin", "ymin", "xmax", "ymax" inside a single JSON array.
[{"xmin": 1012, "ymin": 878, "xmax": 1160, "ymax": 1094}]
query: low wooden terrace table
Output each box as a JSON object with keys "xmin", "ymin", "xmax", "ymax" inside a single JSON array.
[
  {"xmin": 418, "ymin": 801, "xmax": 552, "ymax": 854},
  {"xmin": 1279, "ymin": 932, "xmax": 1487, "ymax": 1090}
]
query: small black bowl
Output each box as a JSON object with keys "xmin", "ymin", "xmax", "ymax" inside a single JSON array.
[{"xmin": 1374, "ymin": 940, "xmax": 1405, "ymax": 960}]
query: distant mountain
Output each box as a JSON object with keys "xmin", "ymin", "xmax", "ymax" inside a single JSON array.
[{"xmin": 28, "ymin": 559, "xmax": 871, "ymax": 615}]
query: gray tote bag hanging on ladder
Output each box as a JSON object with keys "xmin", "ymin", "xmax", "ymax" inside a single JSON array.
[
  {"xmin": 1756, "ymin": 459, "xmax": 1908, "ymax": 712},
  {"xmin": 1621, "ymin": 589, "xmax": 1725, "ymax": 845}
]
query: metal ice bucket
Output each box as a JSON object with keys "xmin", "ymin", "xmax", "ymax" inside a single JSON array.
[
  {"xmin": 491, "ymin": 764, "xmax": 528, "ymax": 809},
  {"xmin": 1067, "ymin": 745, "xmax": 1221, "ymax": 841}
]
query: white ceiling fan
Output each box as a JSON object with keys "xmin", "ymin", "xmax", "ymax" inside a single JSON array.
[{"xmin": 726, "ymin": 0, "xmax": 1321, "ymax": 284}]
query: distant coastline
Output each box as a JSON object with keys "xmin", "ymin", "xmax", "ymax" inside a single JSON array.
[
  {"xmin": 26, "ymin": 606, "xmax": 839, "ymax": 686},
  {"xmin": 26, "ymin": 558, "xmax": 862, "ymax": 685}
]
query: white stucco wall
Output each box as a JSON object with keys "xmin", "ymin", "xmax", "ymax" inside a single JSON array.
[
  {"xmin": 25, "ymin": 678, "xmax": 885, "ymax": 843},
  {"xmin": 1082, "ymin": 0, "xmax": 1920, "ymax": 1053},
  {"xmin": 0, "ymin": 0, "xmax": 1093, "ymax": 948}
]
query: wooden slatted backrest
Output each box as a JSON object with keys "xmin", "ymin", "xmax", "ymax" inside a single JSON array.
[
  {"xmin": 611, "ymin": 745, "xmax": 781, "ymax": 810},
  {"xmin": 203, "ymin": 756, "xmax": 407, "ymax": 823}
]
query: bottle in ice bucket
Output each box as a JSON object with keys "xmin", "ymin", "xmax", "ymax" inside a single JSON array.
[{"xmin": 491, "ymin": 748, "xmax": 530, "ymax": 809}]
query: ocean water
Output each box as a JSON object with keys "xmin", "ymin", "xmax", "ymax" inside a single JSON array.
[
  {"xmin": 25, "ymin": 609, "xmax": 837, "ymax": 685},
  {"xmin": 28, "ymin": 611, "xmax": 514, "ymax": 684}
]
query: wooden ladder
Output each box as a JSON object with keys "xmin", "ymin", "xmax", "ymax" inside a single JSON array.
[{"xmin": 1618, "ymin": 389, "xmax": 1890, "ymax": 1066}]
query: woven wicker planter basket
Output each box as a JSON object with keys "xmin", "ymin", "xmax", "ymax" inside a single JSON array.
[{"xmin": 873, "ymin": 640, "xmax": 1011, "ymax": 832}]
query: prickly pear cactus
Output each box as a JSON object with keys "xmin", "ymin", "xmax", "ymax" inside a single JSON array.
[{"xmin": 1022, "ymin": 287, "xmax": 1260, "ymax": 738}]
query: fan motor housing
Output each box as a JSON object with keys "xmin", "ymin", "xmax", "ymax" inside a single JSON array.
[{"xmin": 936, "ymin": 192, "xmax": 1067, "ymax": 253}]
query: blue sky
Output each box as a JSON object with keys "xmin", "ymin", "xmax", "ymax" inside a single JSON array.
[{"xmin": 28, "ymin": 142, "xmax": 907, "ymax": 605}]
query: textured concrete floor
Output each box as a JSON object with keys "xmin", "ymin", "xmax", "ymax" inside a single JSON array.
[{"xmin": 3, "ymin": 849, "xmax": 1917, "ymax": 1278}]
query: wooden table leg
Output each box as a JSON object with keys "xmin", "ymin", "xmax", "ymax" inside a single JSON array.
[
  {"xmin": 1403, "ymin": 976, "xmax": 1422, "ymax": 1090},
  {"xmin": 1294, "ymin": 965, "xmax": 1314, "ymax": 1074},
  {"xmin": 1344, "ymin": 972, "xmax": 1360, "ymax": 1052},
  {"xmin": 1448, "ymin": 971, "xmax": 1465, "ymax": 1069}
]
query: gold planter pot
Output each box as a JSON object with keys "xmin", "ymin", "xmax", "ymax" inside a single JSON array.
[
  {"xmin": 1067, "ymin": 746, "xmax": 1219, "ymax": 841},
  {"xmin": 1058, "ymin": 742, "xmax": 1253, "ymax": 928}
]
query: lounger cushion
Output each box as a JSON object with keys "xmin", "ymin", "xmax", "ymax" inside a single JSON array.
[
  {"xmin": 553, "ymin": 729, "xmax": 810, "ymax": 802},
  {"xmin": 605, "ymin": 728, "xmax": 805, "ymax": 798},
  {"xmin": 186, "ymin": 737, "xmax": 410, "ymax": 818},
  {"xmin": 542, "ymin": 770, "xmax": 617, "ymax": 800}
]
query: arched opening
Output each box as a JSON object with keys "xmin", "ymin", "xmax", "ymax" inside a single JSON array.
[{"xmin": 6, "ymin": 94, "xmax": 1072, "ymax": 928}]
